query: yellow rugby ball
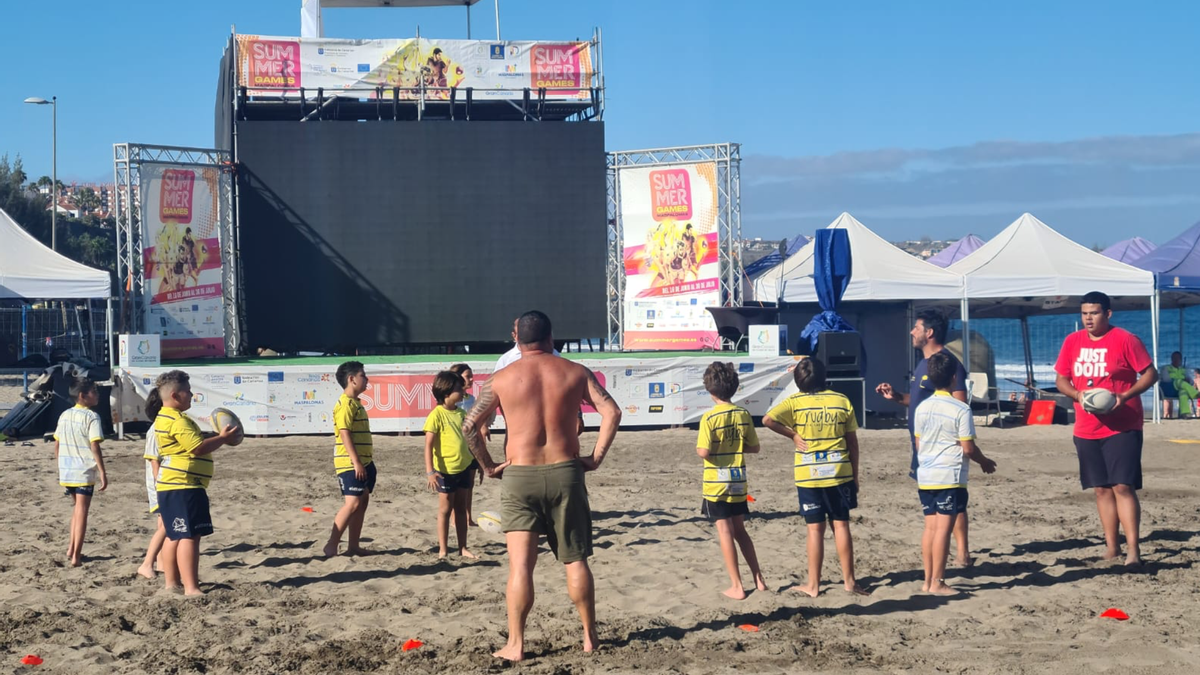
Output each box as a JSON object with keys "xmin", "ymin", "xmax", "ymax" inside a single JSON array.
[
  {"xmin": 209, "ymin": 407, "xmax": 245, "ymax": 446},
  {"xmin": 477, "ymin": 511, "xmax": 503, "ymax": 534}
]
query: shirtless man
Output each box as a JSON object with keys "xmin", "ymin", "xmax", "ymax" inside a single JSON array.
[{"xmin": 463, "ymin": 310, "xmax": 621, "ymax": 662}]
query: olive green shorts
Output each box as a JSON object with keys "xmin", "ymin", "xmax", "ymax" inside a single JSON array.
[{"xmin": 501, "ymin": 459, "xmax": 592, "ymax": 563}]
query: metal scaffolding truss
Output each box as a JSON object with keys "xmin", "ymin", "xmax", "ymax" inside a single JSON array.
[
  {"xmin": 605, "ymin": 143, "xmax": 743, "ymax": 350},
  {"xmin": 113, "ymin": 143, "xmax": 243, "ymax": 355}
]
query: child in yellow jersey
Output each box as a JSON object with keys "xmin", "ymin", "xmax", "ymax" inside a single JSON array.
[
  {"xmin": 148, "ymin": 370, "xmax": 238, "ymax": 595},
  {"xmin": 696, "ymin": 362, "xmax": 766, "ymax": 600},
  {"xmin": 424, "ymin": 371, "xmax": 480, "ymax": 559},
  {"xmin": 53, "ymin": 378, "xmax": 107, "ymax": 567},
  {"xmin": 913, "ymin": 353, "xmax": 997, "ymax": 595},
  {"xmin": 764, "ymin": 357, "xmax": 868, "ymax": 597},
  {"xmin": 324, "ymin": 361, "xmax": 375, "ymax": 558},
  {"xmin": 137, "ymin": 376, "xmax": 167, "ymax": 580}
]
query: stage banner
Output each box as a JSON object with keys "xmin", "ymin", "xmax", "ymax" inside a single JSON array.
[
  {"xmin": 235, "ymin": 35, "xmax": 593, "ymax": 101},
  {"xmin": 118, "ymin": 356, "xmax": 802, "ymax": 435},
  {"xmin": 139, "ymin": 163, "xmax": 226, "ymax": 359},
  {"xmin": 619, "ymin": 163, "xmax": 721, "ymax": 350}
]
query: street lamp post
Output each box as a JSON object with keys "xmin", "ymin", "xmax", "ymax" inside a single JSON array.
[{"xmin": 23, "ymin": 96, "xmax": 57, "ymax": 250}]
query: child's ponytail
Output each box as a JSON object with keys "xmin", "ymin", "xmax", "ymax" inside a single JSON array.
[{"xmin": 145, "ymin": 387, "xmax": 164, "ymax": 420}]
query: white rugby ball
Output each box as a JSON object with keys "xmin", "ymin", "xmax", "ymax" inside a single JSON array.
[
  {"xmin": 477, "ymin": 511, "xmax": 503, "ymax": 534},
  {"xmin": 209, "ymin": 407, "xmax": 245, "ymax": 446},
  {"xmin": 1080, "ymin": 388, "xmax": 1118, "ymax": 415}
]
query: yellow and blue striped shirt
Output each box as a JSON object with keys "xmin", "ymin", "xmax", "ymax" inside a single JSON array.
[
  {"xmin": 154, "ymin": 407, "xmax": 211, "ymax": 492},
  {"xmin": 697, "ymin": 403, "xmax": 759, "ymax": 503},
  {"xmin": 334, "ymin": 393, "xmax": 373, "ymax": 474},
  {"xmin": 766, "ymin": 390, "xmax": 857, "ymax": 488}
]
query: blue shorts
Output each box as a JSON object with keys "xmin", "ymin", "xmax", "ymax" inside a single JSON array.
[
  {"xmin": 435, "ymin": 461, "xmax": 478, "ymax": 494},
  {"xmin": 338, "ymin": 462, "xmax": 377, "ymax": 496},
  {"xmin": 797, "ymin": 482, "xmax": 857, "ymax": 524},
  {"xmin": 63, "ymin": 486, "xmax": 95, "ymax": 497},
  {"xmin": 158, "ymin": 489, "xmax": 214, "ymax": 540},
  {"xmin": 919, "ymin": 488, "xmax": 969, "ymax": 516}
]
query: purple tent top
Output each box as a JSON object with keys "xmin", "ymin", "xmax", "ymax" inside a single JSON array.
[
  {"xmin": 926, "ymin": 234, "xmax": 984, "ymax": 268},
  {"xmin": 1101, "ymin": 237, "xmax": 1156, "ymax": 264},
  {"xmin": 1128, "ymin": 221, "xmax": 1200, "ymax": 291}
]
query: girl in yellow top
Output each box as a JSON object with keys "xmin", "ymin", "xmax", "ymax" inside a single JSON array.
[
  {"xmin": 696, "ymin": 362, "xmax": 766, "ymax": 600},
  {"xmin": 423, "ymin": 371, "xmax": 480, "ymax": 559},
  {"xmin": 148, "ymin": 370, "xmax": 238, "ymax": 595}
]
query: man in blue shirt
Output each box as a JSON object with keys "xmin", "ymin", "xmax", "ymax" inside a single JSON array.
[{"xmin": 875, "ymin": 310, "xmax": 973, "ymax": 566}]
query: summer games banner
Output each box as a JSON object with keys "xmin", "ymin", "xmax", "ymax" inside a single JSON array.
[
  {"xmin": 235, "ymin": 35, "xmax": 593, "ymax": 101},
  {"xmin": 116, "ymin": 356, "xmax": 801, "ymax": 434},
  {"xmin": 619, "ymin": 163, "xmax": 721, "ymax": 350},
  {"xmin": 140, "ymin": 164, "xmax": 226, "ymax": 359}
]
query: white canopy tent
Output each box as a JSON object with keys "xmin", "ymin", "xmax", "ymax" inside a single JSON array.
[
  {"xmin": 754, "ymin": 212, "xmax": 964, "ymax": 303},
  {"xmin": 0, "ymin": 207, "xmax": 109, "ymax": 299},
  {"xmin": 948, "ymin": 213, "xmax": 1160, "ymax": 421}
]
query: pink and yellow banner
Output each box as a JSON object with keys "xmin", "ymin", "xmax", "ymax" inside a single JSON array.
[
  {"xmin": 617, "ymin": 162, "xmax": 721, "ymax": 350},
  {"xmin": 140, "ymin": 164, "xmax": 226, "ymax": 359}
]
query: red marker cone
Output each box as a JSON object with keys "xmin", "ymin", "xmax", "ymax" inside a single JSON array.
[
  {"xmin": 21, "ymin": 655, "xmax": 43, "ymax": 665},
  {"xmin": 738, "ymin": 624, "xmax": 759, "ymax": 632},
  {"xmin": 746, "ymin": 495, "xmax": 756, "ymax": 503},
  {"xmin": 1100, "ymin": 608, "xmax": 1129, "ymax": 620},
  {"xmin": 402, "ymin": 639, "xmax": 423, "ymax": 651},
  {"xmin": 301, "ymin": 507, "xmax": 314, "ymax": 513}
]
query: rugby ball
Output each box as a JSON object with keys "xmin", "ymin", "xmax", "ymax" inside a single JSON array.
[
  {"xmin": 1080, "ymin": 388, "xmax": 1118, "ymax": 415},
  {"xmin": 209, "ymin": 407, "xmax": 245, "ymax": 446},
  {"xmin": 476, "ymin": 511, "xmax": 503, "ymax": 534}
]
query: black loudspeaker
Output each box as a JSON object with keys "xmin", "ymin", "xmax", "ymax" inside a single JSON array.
[{"xmin": 817, "ymin": 331, "xmax": 861, "ymax": 377}]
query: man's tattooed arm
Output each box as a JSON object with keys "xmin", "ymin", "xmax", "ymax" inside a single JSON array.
[{"xmin": 463, "ymin": 379, "xmax": 505, "ymax": 476}]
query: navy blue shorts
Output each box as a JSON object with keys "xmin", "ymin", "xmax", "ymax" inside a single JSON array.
[
  {"xmin": 338, "ymin": 462, "xmax": 377, "ymax": 496},
  {"xmin": 919, "ymin": 487, "xmax": 969, "ymax": 516},
  {"xmin": 701, "ymin": 499, "xmax": 750, "ymax": 521},
  {"xmin": 63, "ymin": 486, "xmax": 95, "ymax": 497},
  {"xmin": 797, "ymin": 482, "xmax": 857, "ymax": 524},
  {"xmin": 435, "ymin": 461, "xmax": 478, "ymax": 494},
  {"xmin": 158, "ymin": 489, "xmax": 213, "ymax": 540},
  {"xmin": 1074, "ymin": 431, "xmax": 1142, "ymax": 490}
]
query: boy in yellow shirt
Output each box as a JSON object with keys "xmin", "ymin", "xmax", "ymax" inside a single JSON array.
[
  {"xmin": 53, "ymin": 378, "xmax": 107, "ymax": 567},
  {"xmin": 149, "ymin": 370, "xmax": 238, "ymax": 595},
  {"xmin": 764, "ymin": 357, "xmax": 868, "ymax": 597},
  {"xmin": 696, "ymin": 362, "xmax": 766, "ymax": 600},
  {"xmin": 424, "ymin": 371, "xmax": 479, "ymax": 559},
  {"xmin": 324, "ymin": 361, "xmax": 375, "ymax": 557}
]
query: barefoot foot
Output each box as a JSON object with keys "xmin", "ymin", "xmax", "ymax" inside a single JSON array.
[
  {"xmin": 345, "ymin": 547, "xmax": 372, "ymax": 557},
  {"xmin": 722, "ymin": 586, "xmax": 747, "ymax": 600},
  {"xmin": 928, "ymin": 580, "xmax": 958, "ymax": 595},
  {"xmin": 786, "ymin": 583, "xmax": 819, "ymax": 598},
  {"xmin": 844, "ymin": 583, "xmax": 871, "ymax": 596},
  {"xmin": 460, "ymin": 548, "xmax": 478, "ymax": 559},
  {"xmin": 1101, "ymin": 547, "xmax": 1121, "ymax": 561},
  {"xmin": 322, "ymin": 542, "xmax": 339, "ymax": 558},
  {"xmin": 136, "ymin": 564, "xmax": 156, "ymax": 579},
  {"xmin": 582, "ymin": 634, "xmax": 598, "ymax": 653},
  {"xmin": 754, "ymin": 575, "xmax": 769, "ymax": 592},
  {"xmin": 493, "ymin": 642, "xmax": 525, "ymax": 662}
]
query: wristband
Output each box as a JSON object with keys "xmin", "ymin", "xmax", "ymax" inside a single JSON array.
[{"xmin": 426, "ymin": 470, "xmax": 436, "ymax": 476}]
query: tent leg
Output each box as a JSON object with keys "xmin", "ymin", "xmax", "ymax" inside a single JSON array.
[
  {"xmin": 1152, "ymin": 291, "xmax": 1160, "ymax": 424},
  {"xmin": 1021, "ymin": 316, "xmax": 1034, "ymax": 387},
  {"xmin": 960, "ymin": 297, "xmax": 971, "ymax": 374}
]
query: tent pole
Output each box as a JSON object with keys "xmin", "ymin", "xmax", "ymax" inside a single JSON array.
[
  {"xmin": 959, "ymin": 297, "xmax": 971, "ymax": 376},
  {"xmin": 1180, "ymin": 306, "xmax": 1185, "ymax": 353},
  {"xmin": 1152, "ymin": 290, "xmax": 1160, "ymax": 424},
  {"xmin": 1021, "ymin": 315, "xmax": 1033, "ymax": 387}
]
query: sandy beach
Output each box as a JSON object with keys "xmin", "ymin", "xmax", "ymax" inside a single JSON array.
[{"xmin": 1, "ymin": 420, "xmax": 1198, "ymax": 674}]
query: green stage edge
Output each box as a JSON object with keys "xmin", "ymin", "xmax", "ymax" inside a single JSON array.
[{"xmin": 170, "ymin": 351, "xmax": 754, "ymax": 368}]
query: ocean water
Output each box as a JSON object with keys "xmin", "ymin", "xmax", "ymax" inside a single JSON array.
[{"xmin": 955, "ymin": 306, "xmax": 1200, "ymax": 400}]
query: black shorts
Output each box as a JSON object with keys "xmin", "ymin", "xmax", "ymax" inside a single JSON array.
[
  {"xmin": 701, "ymin": 499, "xmax": 750, "ymax": 521},
  {"xmin": 337, "ymin": 462, "xmax": 378, "ymax": 496},
  {"xmin": 435, "ymin": 461, "xmax": 478, "ymax": 494},
  {"xmin": 63, "ymin": 486, "xmax": 95, "ymax": 497},
  {"xmin": 1074, "ymin": 431, "xmax": 1143, "ymax": 490},
  {"xmin": 919, "ymin": 487, "xmax": 969, "ymax": 516},
  {"xmin": 797, "ymin": 482, "xmax": 857, "ymax": 524},
  {"xmin": 158, "ymin": 489, "xmax": 213, "ymax": 540}
]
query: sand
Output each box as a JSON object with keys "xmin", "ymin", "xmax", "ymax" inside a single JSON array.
[{"xmin": 1, "ymin": 420, "xmax": 1199, "ymax": 674}]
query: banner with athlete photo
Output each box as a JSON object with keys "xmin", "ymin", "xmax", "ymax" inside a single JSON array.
[
  {"xmin": 117, "ymin": 356, "xmax": 802, "ymax": 434},
  {"xmin": 619, "ymin": 163, "xmax": 721, "ymax": 350},
  {"xmin": 139, "ymin": 163, "xmax": 226, "ymax": 359},
  {"xmin": 235, "ymin": 35, "xmax": 593, "ymax": 101}
]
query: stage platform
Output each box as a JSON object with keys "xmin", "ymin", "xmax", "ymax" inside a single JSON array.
[{"xmin": 116, "ymin": 352, "xmax": 801, "ymax": 435}]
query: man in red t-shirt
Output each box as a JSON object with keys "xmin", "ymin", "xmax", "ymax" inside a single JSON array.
[{"xmin": 1054, "ymin": 291, "xmax": 1157, "ymax": 566}]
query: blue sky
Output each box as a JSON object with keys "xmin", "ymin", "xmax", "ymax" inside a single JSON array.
[{"xmin": 3, "ymin": 0, "xmax": 1198, "ymax": 245}]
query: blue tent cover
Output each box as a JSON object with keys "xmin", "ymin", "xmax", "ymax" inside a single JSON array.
[{"xmin": 1129, "ymin": 221, "xmax": 1200, "ymax": 291}]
